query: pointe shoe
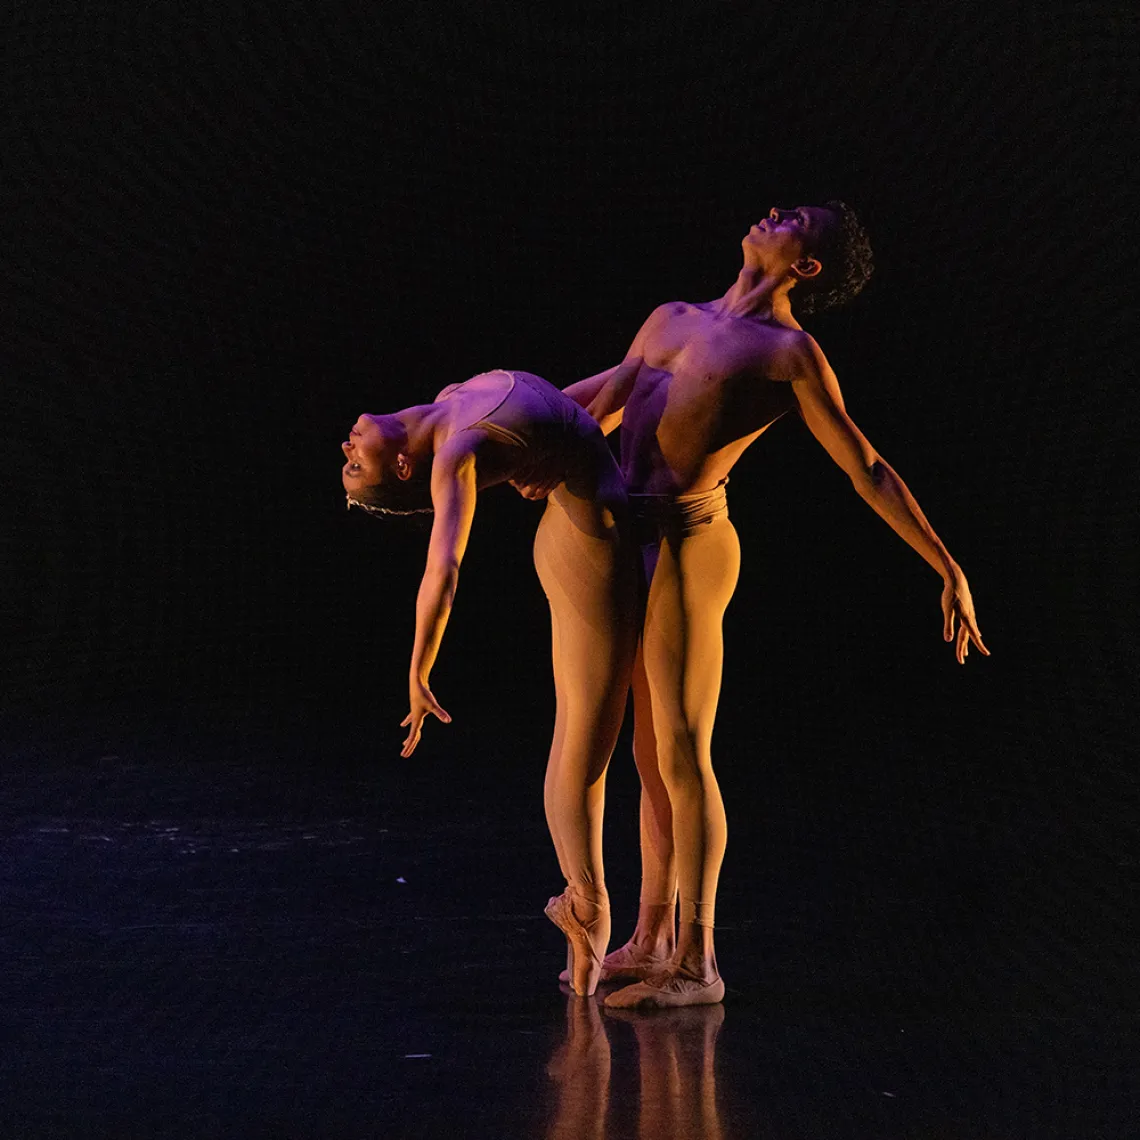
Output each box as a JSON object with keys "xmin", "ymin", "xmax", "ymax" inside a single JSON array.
[{"xmin": 545, "ymin": 887, "xmax": 609, "ymax": 997}]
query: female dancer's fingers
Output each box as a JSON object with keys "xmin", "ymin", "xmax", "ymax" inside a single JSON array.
[
  {"xmin": 400, "ymin": 691, "xmax": 450, "ymax": 756},
  {"xmin": 940, "ymin": 578, "xmax": 957, "ymax": 643},
  {"xmin": 965, "ymin": 615, "xmax": 990, "ymax": 656},
  {"xmin": 401, "ymin": 719, "xmax": 422, "ymax": 757},
  {"xmin": 953, "ymin": 599, "xmax": 989, "ymax": 663}
]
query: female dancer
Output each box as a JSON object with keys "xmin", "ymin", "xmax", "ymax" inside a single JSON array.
[{"xmin": 342, "ymin": 368, "xmax": 638, "ymax": 996}]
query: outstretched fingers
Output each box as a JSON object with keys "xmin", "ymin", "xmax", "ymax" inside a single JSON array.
[
  {"xmin": 400, "ymin": 712, "xmax": 422, "ymax": 757},
  {"xmin": 941, "ymin": 578, "xmax": 990, "ymax": 664},
  {"xmin": 956, "ymin": 621, "xmax": 970, "ymax": 664},
  {"xmin": 400, "ymin": 699, "xmax": 452, "ymax": 757},
  {"xmin": 948, "ymin": 601, "xmax": 990, "ymax": 665},
  {"xmin": 961, "ymin": 608, "xmax": 990, "ymax": 659}
]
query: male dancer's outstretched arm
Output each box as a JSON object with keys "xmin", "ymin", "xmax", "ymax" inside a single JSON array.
[
  {"xmin": 559, "ymin": 320, "xmax": 987, "ymax": 661},
  {"xmin": 790, "ymin": 336, "xmax": 987, "ymax": 662}
]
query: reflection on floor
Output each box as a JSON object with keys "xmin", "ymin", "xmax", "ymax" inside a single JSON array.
[
  {"xmin": 0, "ymin": 715, "xmax": 1132, "ymax": 1138},
  {"xmin": 546, "ymin": 997, "xmax": 725, "ymax": 1140}
]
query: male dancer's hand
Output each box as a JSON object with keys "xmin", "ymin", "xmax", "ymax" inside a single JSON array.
[
  {"xmin": 401, "ymin": 681, "xmax": 452, "ymax": 756},
  {"xmin": 509, "ymin": 475, "xmax": 559, "ymax": 500},
  {"xmin": 508, "ymin": 457, "xmax": 562, "ymax": 501},
  {"xmin": 941, "ymin": 567, "xmax": 990, "ymax": 664}
]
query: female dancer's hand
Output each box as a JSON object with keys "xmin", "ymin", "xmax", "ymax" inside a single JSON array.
[
  {"xmin": 940, "ymin": 566, "xmax": 990, "ymax": 664},
  {"xmin": 401, "ymin": 680, "xmax": 452, "ymax": 757}
]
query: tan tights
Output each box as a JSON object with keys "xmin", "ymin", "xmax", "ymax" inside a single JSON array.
[
  {"xmin": 634, "ymin": 510, "xmax": 740, "ymax": 933},
  {"xmin": 533, "ymin": 489, "xmax": 637, "ymax": 991}
]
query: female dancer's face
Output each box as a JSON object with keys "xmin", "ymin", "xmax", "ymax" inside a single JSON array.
[{"xmin": 341, "ymin": 413, "xmax": 396, "ymax": 493}]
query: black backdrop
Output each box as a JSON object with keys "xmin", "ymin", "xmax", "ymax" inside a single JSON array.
[{"xmin": 2, "ymin": 0, "xmax": 1136, "ymax": 853}]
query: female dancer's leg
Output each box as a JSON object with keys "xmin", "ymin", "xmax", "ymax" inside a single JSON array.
[{"xmin": 534, "ymin": 491, "xmax": 637, "ymax": 995}]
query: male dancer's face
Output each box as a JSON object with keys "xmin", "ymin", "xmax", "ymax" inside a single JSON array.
[{"xmin": 742, "ymin": 205, "xmax": 837, "ymax": 274}]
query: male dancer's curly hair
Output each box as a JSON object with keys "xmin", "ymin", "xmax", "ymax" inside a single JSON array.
[{"xmin": 795, "ymin": 200, "xmax": 874, "ymax": 316}]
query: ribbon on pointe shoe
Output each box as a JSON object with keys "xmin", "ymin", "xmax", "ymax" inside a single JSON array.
[{"xmin": 545, "ymin": 888, "xmax": 608, "ymax": 997}]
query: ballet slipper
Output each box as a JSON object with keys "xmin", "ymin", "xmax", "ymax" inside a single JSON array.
[
  {"xmin": 599, "ymin": 942, "xmax": 672, "ymax": 982},
  {"xmin": 545, "ymin": 887, "xmax": 610, "ymax": 997},
  {"xmin": 602, "ymin": 966, "xmax": 725, "ymax": 1009}
]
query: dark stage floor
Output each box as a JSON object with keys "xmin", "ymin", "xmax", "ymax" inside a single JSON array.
[{"xmin": 0, "ymin": 709, "xmax": 1132, "ymax": 1139}]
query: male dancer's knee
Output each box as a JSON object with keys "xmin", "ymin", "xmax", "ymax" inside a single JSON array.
[{"xmin": 657, "ymin": 728, "xmax": 710, "ymax": 793}]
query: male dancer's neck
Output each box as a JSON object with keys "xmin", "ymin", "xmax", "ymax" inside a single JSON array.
[{"xmin": 717, "ymin": 267, "xmax": 800, "ymax": 329}]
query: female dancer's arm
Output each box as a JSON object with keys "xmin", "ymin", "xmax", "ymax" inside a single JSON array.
[{"xmin": 402, "ymin": 437, "xmax": 479, "ymax": 756}]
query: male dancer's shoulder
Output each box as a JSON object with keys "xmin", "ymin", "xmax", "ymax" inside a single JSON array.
[
  {"xmin": 755, "ymin": 325, "xmax": 821, "ymax": 384},
  {"xmin": 642, "ymin": 299, "xmax": 692, "ymax": 326}
]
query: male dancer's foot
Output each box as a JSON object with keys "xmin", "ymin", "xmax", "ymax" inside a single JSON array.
[
  {"xmin": 603, "ymin": 964, "xmax": 725, "ymax": 1009},
  {"xmin": 599, "ymin": 941, "xmax": 673, "ymax": 981},
  {"xmin": 602, "ymin": 901, "xmax": 676, "ymax": 981},
  {"xmin": 545, "ymin": 886, "xmax": 611, "ymax": 997},
  {"xmin": 558, "ymin": 939, "xmax": 672, "ymax": 985},
  {"xmin": 603, "ymin": 923, "xmax": 723, "ymax": 1009},
  {"xmin": 560, "ymin": 901, "xmax": 675, "ymax": 984}
]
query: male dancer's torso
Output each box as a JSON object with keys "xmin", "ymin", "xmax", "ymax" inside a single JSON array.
[{"xmin": 620, "ymin": 301, "xmax": 811, "ymax": 496}]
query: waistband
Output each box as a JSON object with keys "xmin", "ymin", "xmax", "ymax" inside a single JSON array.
[{"xmin": 628, "ymin": 479, "xmax": 729, "ymax": 535}]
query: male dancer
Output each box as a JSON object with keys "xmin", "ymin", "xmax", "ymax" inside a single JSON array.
[{"xmin": 556, "ymin": 202, "xmax": 989, "ymax": 1008}]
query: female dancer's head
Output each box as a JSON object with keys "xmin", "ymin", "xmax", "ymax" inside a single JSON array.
[{"xmin": 342, "ymin": 413, "xmax": 433, "ymax": 516}]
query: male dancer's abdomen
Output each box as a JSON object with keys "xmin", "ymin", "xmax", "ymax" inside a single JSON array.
[{"xmin": 620, "ymin": 369, "xmax": 792, "ymax": 498}]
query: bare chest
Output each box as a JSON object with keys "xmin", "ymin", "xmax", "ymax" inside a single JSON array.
[
  {"xmin": 644, "ymin": 304, "xmax": 800, "ymax": 380},
  {"xmin": 629, "ymin": 307, "xmax": 797, "ymax": 444}
]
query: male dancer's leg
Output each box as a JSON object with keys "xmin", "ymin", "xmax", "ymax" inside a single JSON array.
[
  {"xmin": 598, "ymin": 637, "xmax": 678, "ymax": 980},
  {"xmin": 534, "ymin": 495, "xmax": 637, "ymax": 995},
  {"xmin": 606, "ymin": 515, "xmax": 740, "ymax": 1007}
]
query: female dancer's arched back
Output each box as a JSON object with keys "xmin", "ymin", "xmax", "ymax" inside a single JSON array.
[{"xmin": 342, "ymin": 368, "xmax": 638, "ymax": 995}]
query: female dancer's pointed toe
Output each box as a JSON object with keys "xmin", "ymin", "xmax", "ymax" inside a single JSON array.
[{"xmin": 545, "ymin": 888, "xmax": 609, "ymax": 997}]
